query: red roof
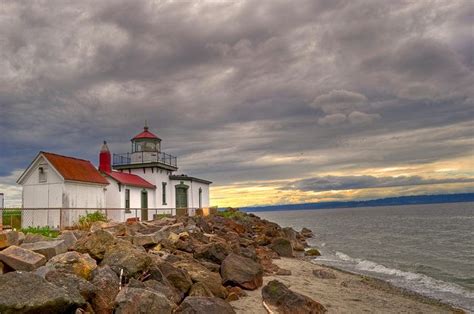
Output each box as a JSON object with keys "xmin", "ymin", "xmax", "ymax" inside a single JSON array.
[
  {"xmin": 132, "ymin": 127, "xmax": 161, "ymax": 140},
  {"xmin": 42, "ymin": 152, "xmax": 109, "ymax": 185},
  {"xmin": 105, "ymin": 171, "xmax": 156, "ymax": 189}
]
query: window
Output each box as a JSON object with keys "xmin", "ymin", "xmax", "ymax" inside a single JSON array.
[
  {"xmin": 38, "ymin": 167, "xmax": 47, "ymax": 183},
  {"xmin": 162, "ymin": 182, "xmax": 167, "ymax": 205},
  {"xmin": 125, "ymin": 189, "xmax": 131, "ymax": 213},
  {"xmin": 199, "ymin": 187, "xmax": 202, "ymax": 208}
]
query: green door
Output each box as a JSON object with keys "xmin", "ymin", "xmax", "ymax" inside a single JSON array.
[
  {"xmin": 175, "ymin": 187, "xmax": 188, "ymax": 209},
  {"xmin": 141, "ymin": 190, "xmax": 148, "ymax": 221}
]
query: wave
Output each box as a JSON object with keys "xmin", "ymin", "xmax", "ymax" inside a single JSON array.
[{"xmin": 314, "ymin": 251, "xmax": 474, "ymax": 311}]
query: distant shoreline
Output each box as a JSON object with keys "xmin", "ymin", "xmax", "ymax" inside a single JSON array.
[{"xmin": 243, "ymin": 193, "xmax": 474, "ymax": 212}]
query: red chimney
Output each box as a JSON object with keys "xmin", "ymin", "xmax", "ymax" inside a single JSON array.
[{"xmin": 99, "ymin": 141, "xmax": 111, "ymax": 173}]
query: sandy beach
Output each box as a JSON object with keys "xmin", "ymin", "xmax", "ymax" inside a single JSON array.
[{"xmin": 232, "ymin": 257, "xmax": 463, "ymax": 314}]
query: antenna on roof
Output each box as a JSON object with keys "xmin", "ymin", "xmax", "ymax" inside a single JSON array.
[{"xmin": 144, "ymin": 120, "xmax": 148, "ymax": 131}]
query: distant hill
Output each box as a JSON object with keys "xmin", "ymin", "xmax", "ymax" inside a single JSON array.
[{"xmin": 242, "ymin": 193, "xmax": 474, "ymax": 212}]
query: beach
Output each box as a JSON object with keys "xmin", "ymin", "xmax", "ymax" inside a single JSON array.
[{"xmin": 232, "ymin": 257, "xmax": 463, "ymax": 313}]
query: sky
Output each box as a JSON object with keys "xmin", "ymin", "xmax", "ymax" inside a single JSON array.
[{"xmin": 1, "ymin": 0, "xmax": 473, "ymax": 208}]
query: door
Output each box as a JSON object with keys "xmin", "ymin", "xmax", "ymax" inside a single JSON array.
[
  {"xmin": 175, "ymin": 187, "xmax": 188, "ymax": 209},
  {"xmin": 141, "ymin": 190, "xmax": 148, "ymax": 221}
]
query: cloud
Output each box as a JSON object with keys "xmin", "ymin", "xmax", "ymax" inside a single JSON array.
[
  {"xmin": 0, "ymin": 0, "xmax": 473, "ymax": 207},
  {"xmin": 284, "ymin": 175, "xmax": 474, "ymax": 192}
]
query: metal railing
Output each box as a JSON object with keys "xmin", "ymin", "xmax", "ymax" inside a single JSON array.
[
  {"xmin": 0, "ymin": 207, "xmax": 201, "ymax": 231},
  {"xmin": 113, "ymin": 152, "xmax": 177, "ymax": 168}
]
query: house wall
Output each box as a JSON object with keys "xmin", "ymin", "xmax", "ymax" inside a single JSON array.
[
  {"xmin": 21, "ymin": 156, "xmax": 64, "ymax": 228},
  {"xmin": 170, "ymin": 179, "xmax": 210, "ymax": 216},
  {"xmin": 129, "ymin": 167, "xmax": 173, "ymax": 208}
]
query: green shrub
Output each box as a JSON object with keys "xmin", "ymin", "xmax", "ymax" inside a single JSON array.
[
  {"xmin": 76, "ymin": 211, "xmax": 109, "ymax": 230},
  {"xmin": 217, "ymin": 209, "xmax": 245, "ymax": 220},
  {"xmin": 21, "ymin": 226, "xmax": 59, "ymax": 238}
]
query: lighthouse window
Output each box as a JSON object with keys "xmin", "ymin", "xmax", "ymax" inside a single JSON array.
[
  {"xmin": 38, "ymin": 167, "xmax": 47, "ymax": 183},
  {"xmin": 162, "ymin": 182, "xmax": 167, "ymax": 205}
]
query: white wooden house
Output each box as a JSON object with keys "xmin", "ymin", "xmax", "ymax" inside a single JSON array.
[{"xmin": 17, "ymin": 125, "xmax": 212, "ymax": 228}]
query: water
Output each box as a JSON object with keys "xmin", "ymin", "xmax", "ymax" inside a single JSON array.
[{"xmin": 253, "ymin": 202, "xmax": 474, "ymax": 311}]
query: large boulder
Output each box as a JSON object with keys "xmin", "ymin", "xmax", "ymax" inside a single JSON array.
[
  {"xmin": 262, "ymin": 280, "xmax": 327, "ymax": 314},
  {"xmin": 101, "ymin": 242, "xmax": 152, "ymax": 278},
  {"xmin": 114, "ymin": 287, "xmax": 175, "ymax": 314},
  {"xmin": 0, "ymin": 271, "xmax": 84, "ymax": 313},
  {"xmin": 90, "ymin": 265, "xmax": 120, "ymax": 314},
  {"xmin": 193, "ymin": 242, "xmax": 231, "ymax": 264},
  {"xmin": 73, "ymin": 229, "xmax": 116, "ymax": 260},
  {"xmin": 220, "ymin": 253, "xmax": 263, "ymax": 290},
  {"xmin": 132, "ymin": 231, "xmax": 166, "ymax": 247},
  {"xmin": 189, "ymin": 282, "xmax": 214, "ymax": 297},
  {"xmin": 156, "ymin": 260, "xmax": 193, "ymax": 297},
  {"xmin": 174, "ymin": 260, "xmax": 228, "ymax": 298},
  {"xmin": 20, "ymin": 240, "xmax": 67, "ymax": 260},
  {"xmin": 0, "ymin": 245, "xmax": 46, "ymax": 271},
  {"xmin": 45, "ymin": 270, "xmax": 97, "ymax": 302},
  {"xmin": 46, "ymin": 251, "xmax": 97, "ymax": 280},
  {"xmin": 270, "ymin": 237, "xmax": 294, "ymax": 257},
  {"xmin": 175, "ymin": 296, "xmax": 235, "ymax": 314},
  {"xmin": 143, "ymin": 279, "xmax": 182, "ymax": 304},
  {"xmin": 0, "ymin": 230, "xmax": 20, "ymax": 249},
  {"xmin": 23, "ymin": 233, "xmax": 54, "ymax": 243}
]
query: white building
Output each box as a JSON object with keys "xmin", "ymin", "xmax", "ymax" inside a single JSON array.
[{"xmin": 17, "ymin": 125, "xmax": 212, "ymax": 228}]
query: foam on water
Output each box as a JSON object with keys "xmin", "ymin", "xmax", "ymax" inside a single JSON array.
[{"xmin": 313, "ymin": 250, "xmax": 474, "ymax": 312}]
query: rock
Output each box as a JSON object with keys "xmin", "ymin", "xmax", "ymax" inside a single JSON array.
[
  {"xmin": 312, "ymin": 269, "xmax": 336, "ymax": 279},
  {"xmin": 0, "ymin": 230, "xmax": 20, "ymax": 249},
  {"xmin": 143, "ymin": 279, "xmax": 182, "ymax": 304},
  {"xmin": 305, "ymin": 248, "xmax": 321, "ymax": 257},
  {"xmin": 0, "ymin": 261, "xmax": 4, "ymax": 274},
  {"xmin": 193, "ymin": 242, "xmax": 231, "ymax": 264},
  {"xmin": 132, "ymin": 231, "xmax": 165, "ymax": 247},
  {"xmin": 58, "ymin": 231, "xmax": 78, "ymax": 249},
  {"xmin": 174, "ymin": 260, "xmax": 228, "ymax": 298},
  {"xmin": 20, "ymin": 240, "xmax": 68, "ymax": 260},
  {"xmin": 90, "ymin": 265, "xmax": 120, "ymax": 314},
  {"xmin": 276, "ymin": 268, "xmax": 292, "ymax": 276},
  {"xmin": 189, "ymin": 282, "xmax": 214, "ymax": 297},
  {"xmin": 256, "ymin": 246, "xmax": 280, "ymax": 275},
  {"xmin": 101, "ymin": 243, "xmax": 152, "ymax": 278},
  {"xmin": 220, "ymin": 253, "xmax": 263, "ymax": 290},
  {"xmin": 46, "ymin": 251, "xmax": 97, "ymax": 280},
  {"xmin": 301, "ymin": 227, "xmax": 314, "ymax": 238},
  {"xmin": 0, "ymin": 271, "xmax": 84, "ymax": 313},
  {"xmin": 156, "ymin": 261, "xmax": 193, "ymax": 297},
  {"xmin": 45, "ymin": 270, "xmax": 97, "ymax": 302},
  {"xmin": 262, "ymin": 280, "xmax": 327, "ymax": 314},
  {"xmin": 23, "ymin": 233, "xmax": 54, "ymax": 243},
  {"xmin": 73, "ymin": 229, "xmax": 116, "ymax": 260},
  {"xmin": 0, "ymin": 245, "xmax": 46, "ymax": 271},
  {"xmin": 175, "ymin": 296, "xmax": 235, "ymax": 314},
  {"xmin": 270, "ymin": 237, "xmax": 294, "ymax": 257},
  {"xmin": 115, "ymin": 287, "xmax": 175, "ymax": 314}
]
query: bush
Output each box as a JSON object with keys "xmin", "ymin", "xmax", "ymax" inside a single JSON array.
[
  {"xmin": 21, "ymin": 226, "xmax": 59, "ymax": 238},
  {"xmin": 217, "ymin": 209, "xmax": 245, "ymax": 220},
  {"xmin": 76, "ymin": 211, "xmax": 109, "ymax": 230}
]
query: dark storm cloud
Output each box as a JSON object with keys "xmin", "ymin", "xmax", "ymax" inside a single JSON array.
[
  {"xmin": 1, "ymin": 0, "xmax": 473, "ymax": 204},
  {"xmin": 284, "ymin": 175, "xmax": 474, "ymax": 192}
]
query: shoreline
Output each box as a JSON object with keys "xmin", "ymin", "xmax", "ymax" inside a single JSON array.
[{"xmin": 232, "ymin": 256, "xmax": 466, "ymax": 313}]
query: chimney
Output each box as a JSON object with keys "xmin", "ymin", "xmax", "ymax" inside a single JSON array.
[{"xmin": 99, "ymin": 141, "xmax": 112, "ymax": 173}]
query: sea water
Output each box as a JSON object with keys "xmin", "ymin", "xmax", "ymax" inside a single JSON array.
[{"xmin": 253, "ymin": 202, "xmax": 474, "ymax": 311}]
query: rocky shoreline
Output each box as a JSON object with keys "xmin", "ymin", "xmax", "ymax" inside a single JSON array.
[{"xmin": 0, "ymin": 209, "xmax": 465, "ymax": 313}]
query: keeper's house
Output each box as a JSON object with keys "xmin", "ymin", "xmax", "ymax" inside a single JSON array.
[{"xmin": 17, "ymin": 125, "xmax": 212, "ymax": 228}]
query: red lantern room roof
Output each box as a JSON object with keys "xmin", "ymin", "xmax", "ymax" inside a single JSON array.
[{"xmin": 132, "ymin": 126, "xmax": 161, "ymax": 141}]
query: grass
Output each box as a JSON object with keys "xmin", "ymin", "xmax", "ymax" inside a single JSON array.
[
  {"xmin": 2, "ymin": 209, "xmax": 22, "ymax": 229},
  {"xmin": 217, "ymin": 209, "xmax": 246, "ymax": 220},
  {"xmin": 21, "ymin": 226, "xmax": 59, "ymax": 238},
  {"xmin": 75, "ymin": 211, "xmax": 109, "ymax": 230}
]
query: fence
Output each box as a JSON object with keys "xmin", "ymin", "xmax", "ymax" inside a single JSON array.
[{"xmin": 0, "ymin": 207, "xmax": 203, "ymax": 230}]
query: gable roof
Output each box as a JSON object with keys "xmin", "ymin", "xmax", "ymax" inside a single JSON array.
[
  {"xmin": 104, "ymin": 171, "xmax": 156, "ymax": 189},
  {"xmin": 41, "ymin": 152, "xmax": 109, "ymax": 185}
]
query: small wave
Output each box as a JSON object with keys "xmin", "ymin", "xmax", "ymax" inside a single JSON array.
[{"xmin": 321, "ymin": 251, "xmax": 474, "ymax": 311}]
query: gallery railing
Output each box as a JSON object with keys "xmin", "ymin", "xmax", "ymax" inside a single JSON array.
[{"xmin": 113, "ymin": 152, "xmax": 177, "ymax": 167}]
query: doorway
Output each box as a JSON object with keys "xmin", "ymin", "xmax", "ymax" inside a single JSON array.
[
  {"xmin": 175, "ymin": 183, "xmax": 189, "ymax": 209},
  {"xmin": 141, "ymin": 190, "xmax": 148, "ymax": 221}
]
